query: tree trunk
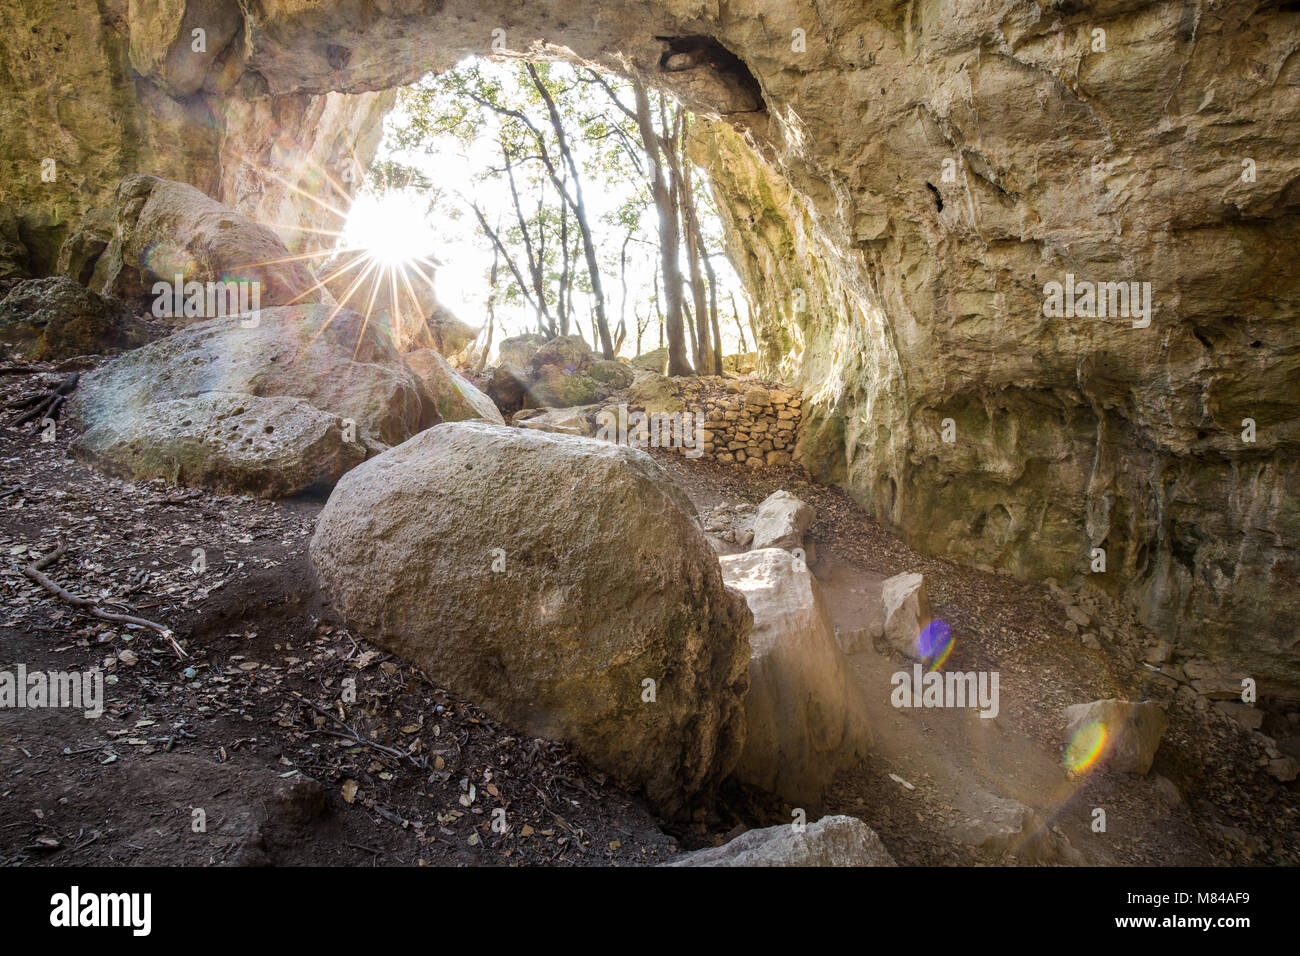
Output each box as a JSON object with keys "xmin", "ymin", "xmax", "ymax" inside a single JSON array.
[
  {"xmin": 528, "ymin": 64, "xmax": 615, "ymax": 359},
  {"xmin": 678, "ymin": 149, "xmax": 714, "ymax": 374},
  {"xmin": 632, "ymin": 79, "xmax": 692, "ymax": 376}
]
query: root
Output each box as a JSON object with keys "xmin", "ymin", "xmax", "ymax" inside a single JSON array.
[{"xmin": 19, "ymin": 542, "xmax": 187, "ymax": 659}]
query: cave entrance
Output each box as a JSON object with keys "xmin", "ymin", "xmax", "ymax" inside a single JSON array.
[{"xmin": 304, "ymin": 56, "xmax": 763, "ymax": 379}]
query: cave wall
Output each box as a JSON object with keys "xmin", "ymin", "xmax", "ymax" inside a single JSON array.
[{"xmin": 1, "ymin": 0, "xmax": 1297, "ymax": 687}]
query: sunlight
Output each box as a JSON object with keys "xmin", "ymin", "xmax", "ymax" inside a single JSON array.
[{"xmin": 341, "ymin": 191, "xmax": 440, "ymax": 267}]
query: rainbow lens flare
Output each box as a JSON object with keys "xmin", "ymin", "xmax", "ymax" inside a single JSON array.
[
  {"xmin": 1066, "ymin": 720, "xmax": 1109, "ymax": 774},
  {"xmin": 917, "ymin": 619, "xmax": 954, "ymax": 670}
]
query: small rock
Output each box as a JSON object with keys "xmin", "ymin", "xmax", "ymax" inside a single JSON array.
[
  {"xmin": 1063, "ymin": 698, "xmax": 1168, "ymax": 774},
  {"xmin": 879, "ymin": 572, "xmax": 930, "ymax": 659},
  {"xmin": 664, "ymin": 815, "xmax": 895, "ymax": 867},
  {"xmin": 750, "ymin": 489, "xmax": 814, "ymax": 551}
]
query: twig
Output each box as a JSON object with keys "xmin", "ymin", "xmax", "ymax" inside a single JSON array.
[
  {"xmin": 20, "ymin": 543, "xmax": 186, "ymax": 658},
  {"xmin": 248, "ymin": 672, "xmax": 417, "ymax": 765}
]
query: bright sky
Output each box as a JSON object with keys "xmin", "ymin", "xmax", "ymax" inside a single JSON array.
[{"xmin": 340, "ymin": 59, "xmax": 753, "ymax": 360}]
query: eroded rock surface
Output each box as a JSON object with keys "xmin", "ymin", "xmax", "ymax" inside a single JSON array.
[
  {"xmin": 72, "ymin": 392, "xmax": 366, "ymax": 497},
  {"xmin": 70, "ymin": 305, "xmax": 432, "ymax": 450},
  {"xmin": 0, "ymin": 276, "xmax": 151, "ymax": 360}
]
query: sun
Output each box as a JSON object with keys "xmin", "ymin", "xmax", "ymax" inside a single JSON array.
[{"xmin": 341, "ymin": 190, "xmax": 439, "ymax": 267}]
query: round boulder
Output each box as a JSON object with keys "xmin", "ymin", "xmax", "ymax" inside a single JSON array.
[{"xmin": 309, "ymin": 422, "xmax": 752, "ymax": 817}]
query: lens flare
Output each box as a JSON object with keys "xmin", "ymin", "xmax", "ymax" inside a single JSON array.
[
  {"xmin": 917, "ymin": 618, "xmax": 954, "ymax": 670},
  {"xmin": 1065, "ymin": 720, "xmax": 1109, "ymax": 774}
]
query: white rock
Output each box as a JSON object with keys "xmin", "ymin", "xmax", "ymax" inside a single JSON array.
[
  {"xmin": 664, "ymin": 815, "xmax": 895, "ymax": 867},
  {"xmin": 719, "ymin": 548, "xmax": 870, "ymax": 804},
  {"xmin": 880, "ymin": 572, "xmax": 931, "ymax": 658},
  {"xmin": 750, "ymin": 489, "xmax": 814, "ymax": 551}
]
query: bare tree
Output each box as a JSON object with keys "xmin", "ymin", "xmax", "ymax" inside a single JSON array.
[{"xmin": 631, "ymin": 80, "xmax": 692, "ymax": 375}]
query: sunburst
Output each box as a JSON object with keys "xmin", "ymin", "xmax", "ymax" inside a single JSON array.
[{"xmin": 222, "ymin": 152, "xmax": 448, "ymax": 360}]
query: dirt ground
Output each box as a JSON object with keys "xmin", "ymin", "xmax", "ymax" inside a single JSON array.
[{"xmin": 1, "ymin": 362, "xmax": 1297, "ymax": 866}]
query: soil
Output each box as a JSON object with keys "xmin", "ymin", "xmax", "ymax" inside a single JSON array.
[{"xmin": 1, "ymin": 362, "xmax": 1297, "ymax": 866}]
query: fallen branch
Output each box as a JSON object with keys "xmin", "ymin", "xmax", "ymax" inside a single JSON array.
[{"xmin": 20, "ymin": 543, "xmax": 186, "ymax": 658}]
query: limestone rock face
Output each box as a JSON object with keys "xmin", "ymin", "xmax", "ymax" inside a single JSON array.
[
  {"xmin": 308, "ymin": 422, "xmax": 753, "ymax": 817},
  {"xmin": 72, "ymin": 393, "xmax": 366, "ymax": 497},
  {"xmin": 0, "ymin": 206, "xmax": 28, "ymax": 280},
  {"xmin": 0, "ymin": 277, "xmax": 151, "ymax": 360},
  {"xmin": 719, "ymin": 549, "xmax": 870, "ymax": 805},
  {"xmin": 1064, "ymin": 699, "xmax": 1169, "ymax": 775},
  {"xmin": 70, "ymin": 305, "xmax": 432, "ymax": 450},
  {"xmin": 4, "ymin": 0, "xmax": 1299, "ymax": 685},
  {"xmin": 96, "ymin": 175, "xmax": 320, "ymax": 309},
  {"xmin": 404, "ymin": 348, "xmax": 504, "ymax": 425},
  {"xmin": 751, "ymin": 490, "xmax": 814, "ymax": 552},
  {"xmin": 665, "ymin": 815, "xmax": 896, "ymax": 867}
]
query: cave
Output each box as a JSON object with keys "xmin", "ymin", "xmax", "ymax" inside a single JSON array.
[{"xmin": 0, "ymin": 0, "xmax": 1297, "ymax": 886}]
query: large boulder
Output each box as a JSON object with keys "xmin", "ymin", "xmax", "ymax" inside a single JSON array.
[
  {"xmin": 665, "ymin": 815, "xmax": 895, "ymax": 867},
  {"xmin": 629, "ymin": 368, "xmax": 685, "ymax": 414},
  {"xmin": 70, "ymin": 304, "xmax": 432, "ymax": 451},
  {"xmin": 527, "ymin": 335, "xmax": 604, "ymax": 408},
  {"xmin": 530, "ymin": 363, "xmax": 604, "ymax": 408},
  {"xmin": 486, "ymin": 362, "xmax": 530, "ymax": 413},
  {"xmin": 750, "ymin": 489, "xmax": 814, "ymax": 551},
  {"xmin": 96, "ymin": 175, "xmax": 320, "ymax": 310},
  {"xmin": 588, "ymin": 359, "xmax": 634, "ymax": 389},
  {"xmin": 631, "ymin": 347, "xmax": 669, "ymax": 374},
  {"xmin": 309, "ymin": 422, "xmax": 753, "ymax": 818},
  {"xmin": 497, "ymin": 332, "xmax": 548, "ymax": 368},
  {"xmin": 530, "ymin": 334, "xmax": 595, "ymax": 374},
  {"xmin": 719, "ymin": 549, "xmax": 870, "ymax": 804},
  {"xmin": 404, "ymin": 348, "xmax": 504, "ymax": 424},
  {"xmin": 1063, "ymin": 699, "xmax": 1169, "ymax": 775},
  {"xmin": 415, "ymin": 306, "xmax": 478, "ymax": 358},
  {"xmin": 514, "ymin": 405, "xmax": 600, "ymax": 437},
  {"xmin": 72, "ymin": 393, "xmax": 366, "ymax": 497},
  {"xmin": 0, "ymin": 277, "xmax": 151, "ymax": 360}
]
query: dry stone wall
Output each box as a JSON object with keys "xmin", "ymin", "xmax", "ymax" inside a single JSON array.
[{"xmin": 615, "ymin": 376, "xmax": 802, "ymax": 468}]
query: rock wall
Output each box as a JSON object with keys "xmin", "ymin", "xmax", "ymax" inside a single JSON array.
[
  {"xmin": 685, "ymin": 378, "xmax": 802, "ymax": 468},
  {"xmin": 1, "ymin": 0, "xmax": 1298, "ymax": 686},
  {"xmin": 0, "ymin": 0, "xmax": 390, "ymax": 266}
]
